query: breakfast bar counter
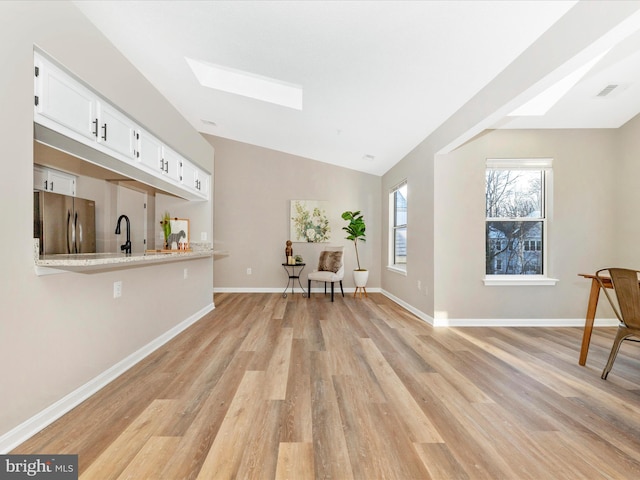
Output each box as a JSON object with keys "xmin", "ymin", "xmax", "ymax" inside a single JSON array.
[{"xmin": 34, "ymin": 240, "xmax": 215, "ymax": 274}]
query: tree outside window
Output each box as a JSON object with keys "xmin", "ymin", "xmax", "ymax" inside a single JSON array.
[{"xmin": 485, "ymin": 166, "xmax": 546, "ymax": 275}]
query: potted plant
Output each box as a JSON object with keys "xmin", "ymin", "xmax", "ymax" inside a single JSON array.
[
  {"xmin": 160, "ymin": 211, "xmax": 171, "ymax": 249},
  {"xmin": 342, "ymin": 210, "xmax": 368, "ymax": 287}
]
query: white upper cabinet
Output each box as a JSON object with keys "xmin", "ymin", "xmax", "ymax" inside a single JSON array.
[
  {"xmin": 34, "ymin": 55, "xmax": 96, "ymax": 142},
  {"xmin": 34, "ymin": 51, "xmax": 210, "ymax": 201},
  {"xmin": 137, "ymin": 130, "xmax": 163, "ymax": 173},
  {"xmin": 96, "ymin": 102, "xmax": 137, "ymax": 160},
  {"xmin": 136, "ymin": 133, "xmax": 181, "ymax": 184},
  {"xmin": 181, "ymin": 159, "xmax": 209, "ymax": 197},
  {"xmin": 162, "ymin": 145, "xmax": 182, "ymax": 184},
  {"xmin": 34, "ymin": 165, "xmax": 76, "ymax": 196}
]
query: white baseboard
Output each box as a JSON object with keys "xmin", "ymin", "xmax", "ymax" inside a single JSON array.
[
  {"xmin": 380, "ymin": 289, "xmax": 435, "ymax": 325},
  {"xmin": 0, "ymin": 303, "xmax": 215, "ymax": 454},
  {"xmin": 379, "ymin": 289, "xmax": 619, "ymax": 328},
  {"xmin": 214, "ymin": 287, "xmax": 382, "ymax": 294},
  {"xmin": 429, "ymin": 317, "xmax": 619, "ymax": 327}
]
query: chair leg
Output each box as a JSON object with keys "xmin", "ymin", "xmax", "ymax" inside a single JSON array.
[
  {"xmin": 324, "ymin": 282, "xmax": 327, "ymax": 295},
  {"xmin": 602, "ymin": 326, "xmax": 631, "ymax": 379},
  {"xmin": 331, "ymin": 282, "xmax": 334, "ymax": 302},
  {"xmin": 307, "ymin": 279, "xmax": 311, "ymax": 299},
  {"xmin": 339, "ymin": 280, "xmax": 344, "ymax": 297}
]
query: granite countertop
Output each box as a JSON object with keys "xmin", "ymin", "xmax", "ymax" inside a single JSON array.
[{"xmin": 34, "ymin": 240, "xmax": 215, "ymax": 274}]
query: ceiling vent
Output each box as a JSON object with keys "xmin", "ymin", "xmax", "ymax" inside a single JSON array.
[{"xmin": 596, "ymin": 84, "xmax": 619, "ymax": 97}]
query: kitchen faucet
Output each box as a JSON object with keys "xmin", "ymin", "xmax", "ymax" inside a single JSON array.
[{"xmin": 115, "ymin": 214, "xmax": 132, "ymax": 255}]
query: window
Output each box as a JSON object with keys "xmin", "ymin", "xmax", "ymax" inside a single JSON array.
[
  {"xmin": 484, "ymin": 158, "xmax": 557, "ymax": 286},
  {"xmin": 389, "ymin": 180, "xmax": 407, "ymax": 272}
]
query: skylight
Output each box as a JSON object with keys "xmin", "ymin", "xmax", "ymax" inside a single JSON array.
[{"xmin": 186, "ymin": 57, "xmax": 303, "ymax": 110}]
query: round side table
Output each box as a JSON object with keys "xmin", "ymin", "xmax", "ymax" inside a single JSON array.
[{"xmin": 281, "ymin": 263, "xmax": 307, "ymax": 298}]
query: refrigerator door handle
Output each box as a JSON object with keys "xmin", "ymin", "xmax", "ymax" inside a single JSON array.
[
  {"xmin": 74, "ymin": 212, "xmax": 79, "ymax": 253},
  {"xmin": 66, "ymin": 210, "xmax": 72, "ymax": 254}
]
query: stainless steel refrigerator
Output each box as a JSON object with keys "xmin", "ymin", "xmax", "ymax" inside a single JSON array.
[{"xmin": 34, "ymin": 191, "xmax": 96, "ymax": 255}]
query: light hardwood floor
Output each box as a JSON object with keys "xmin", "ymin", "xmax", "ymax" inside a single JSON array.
[{"xmin": 13, "ymin": 293, "xmax": 640, "ymax": 479}]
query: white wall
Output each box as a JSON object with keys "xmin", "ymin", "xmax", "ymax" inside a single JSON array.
[
  {"xmin": 0, "ymin": 1, "xmax": 213, "ymax": 441},
  {"xmin": 205, "ymin": 135, "xmax": 381, "ymax": 291},
  {"xmin": 614, "ymin": 113, "xmax": 640, "ymax": 267},
  {"xmin": 434, "ymin": 129, "xmax": 617, "ymax": 321},
  {"xmin": 380, "ymin": 142, "xmax": 435, "ymax": 317}
]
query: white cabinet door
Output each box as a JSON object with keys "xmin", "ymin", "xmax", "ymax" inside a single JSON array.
[
  {"xmin": 161, "ymin": 146, "xmax": 182, "ymax": 183},
  {"xmin": 48, "ymin": 169, "xmax": 76, "ymax": 196},
  {"xmin": 199, "ymin": 173, "xmax": 210, "ymax": 198},
  {"xmin": 35, "ymin": 55, "xmax": 97, "ymax": 142},
  {"xmin": 33, "ymin": 165, "xmax": 49, "ymax": 191},
  {"xmin": 137, "ymin": 131, "xmax": 180, "ymax": 184},
  {"xmin": 181, "ymin": 159, "xmax": 198, "ymax": 192},
  {"xmin": 137, "ymin": 130, "xmax": 163, "ymax": 173},
  {"xmin": 97, "ymin": 102, "xmax": 137, "ymax": 160},
  {"xmin": 34, "ymin": 165, "xmax": 76, "ymax": 196},
  {"xmin": 181, "ymin": 159, "xmax": 210, "ymax": 199}
]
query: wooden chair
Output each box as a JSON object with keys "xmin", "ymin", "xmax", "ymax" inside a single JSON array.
[{"xmin": 595, "ymin": 268, "xmax": 640, "ymax": 379}]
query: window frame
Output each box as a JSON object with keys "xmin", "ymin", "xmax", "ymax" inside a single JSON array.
[
  {"xmin": 483, "ymin": 158, "xmax": 558, "ymax": 286},
  {"xmin": 388, "ymin": 180, "xmax": 407, "ymax": 274}
]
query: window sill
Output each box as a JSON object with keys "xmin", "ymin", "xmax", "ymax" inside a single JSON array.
[
  {"xmin": 387, "ymin": 265, "xmax": 407, "ymax": 276},
  {"xmin": 483, "ymin": 275, "xmax": 558, "ymax": 286}
]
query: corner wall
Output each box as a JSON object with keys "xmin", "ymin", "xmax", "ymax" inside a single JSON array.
[{"xmin": 380, "ymin": 142, "xmax": 435, "ymax": 318}]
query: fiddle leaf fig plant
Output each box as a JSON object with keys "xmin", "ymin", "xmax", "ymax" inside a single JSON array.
[{"xmin": 342, "ymin": 210, "xmax": 366, "ymax": 270}]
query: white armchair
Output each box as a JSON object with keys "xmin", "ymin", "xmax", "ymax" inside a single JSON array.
[{"xmin": 307, "ymin": 246, "xmax": 345, "ymax": 302}]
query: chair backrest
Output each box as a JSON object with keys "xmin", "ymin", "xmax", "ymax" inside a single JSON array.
[
  {"xmin": 596, "ymin": 268, "xmax": 640, "ymax": 329},
  {"xmin": 318, "ymin": 246, "xmax": 344, "ymax": 276}
]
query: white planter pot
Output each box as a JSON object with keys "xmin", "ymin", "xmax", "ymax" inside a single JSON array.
[{"xmin": 353, "ymin": 269, "xmax": 369, "ymax": 287}]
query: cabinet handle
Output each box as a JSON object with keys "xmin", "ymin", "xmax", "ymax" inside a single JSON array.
[
  {"xmin": 165, "ymin": 161, "xmax": 169, "ymax": 173},
  {"xmin": 50, "ymin": 181, "xmax": 53, "ymax": 191},
  {"xmin": 101, "ymin": 123, "xmax": 108, "ymax": 141},
  {"xmin": 44, "ymin": 180, "xmax": 48, "ymax": 190},
  {"xmin": 160, "ymin": 159, "xmax": 165, "ymax": 172},
  {"xmin": 92, "ymin": 119, "xmax": 98, "ymax": 137},
  {"xmin": 132, "ymin": 132, "xmax": 137, "ymax": 157}
]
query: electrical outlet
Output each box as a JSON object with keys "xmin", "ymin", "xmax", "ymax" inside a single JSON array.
[
  {"xmin": 113, "ymin": 281, "xmax": 122, "ymax": 298},
  {"xmin": 183, "ymin": 268, "xmax": 188, "ymax": 279},
  {"xmin": 247, "ymin": 268, "xmax": 252, "ymax": 275},
  {"xmin": 417, "ymin": 280, "xmax": 421, "ymax": 291},
  {"xmin": 201, "ymin": 232, "xmax": 207, "ymax": 241}
]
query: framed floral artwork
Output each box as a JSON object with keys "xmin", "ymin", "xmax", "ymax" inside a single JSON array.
[{"xmin": 290, "ymin": 200, "xmax": 331, "ymax": 242}]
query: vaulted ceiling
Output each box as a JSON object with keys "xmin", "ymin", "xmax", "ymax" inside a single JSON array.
[{"xmin": 73, "ymin": 1, "xmax": 640, "ymax": 175}]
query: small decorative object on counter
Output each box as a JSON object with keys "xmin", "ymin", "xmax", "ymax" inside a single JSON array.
[
  {"xmin": 160, "ymin": 211, "xmax": 172, "ymax": 249},
  {"xmin": 167, "ymin": 229, "xmax": 186, "ymax": 250},
  {"xmin": 295, "ymin": 255, "xmax": 303, "ymax": 264}
]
